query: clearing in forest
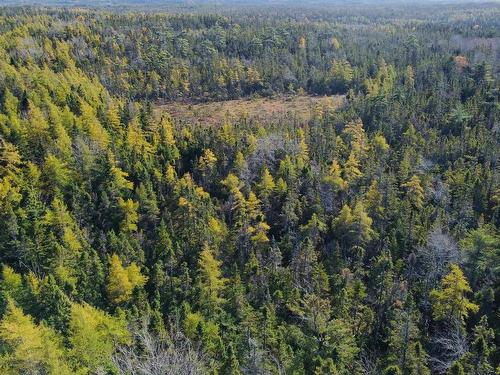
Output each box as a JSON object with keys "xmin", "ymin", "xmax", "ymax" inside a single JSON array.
[{"xmin": 155, "ymin": 95, "xmax": 345, "ymax": 125}]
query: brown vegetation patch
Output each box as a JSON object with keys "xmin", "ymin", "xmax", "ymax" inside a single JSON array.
[{"xmin": 155, "ymin": 95, "xmax": 345, "ymax": 126}]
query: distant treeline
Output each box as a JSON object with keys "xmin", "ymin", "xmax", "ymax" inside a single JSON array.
[{"xmin": 0, "ymin": 4, "xmax": 497, "ymax": 102}]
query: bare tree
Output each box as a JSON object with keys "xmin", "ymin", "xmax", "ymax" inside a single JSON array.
[
  {"xmin": 241, "ymin": 336, "xmax": 272, "ymax": 375},
  {"xmin": 358, "ymin": 351, "xmax": 378, "ymax": 375},
  {"xmin": 113, "ymin": 321, "xmax": 206, "ymax": 375},
  {"xmin": 414, "ymin": 226, "xmax": 460, "ymax": 289},
  {"xmin": 429, "ymin": 319, "xmax": 468, "ymax": 374}
]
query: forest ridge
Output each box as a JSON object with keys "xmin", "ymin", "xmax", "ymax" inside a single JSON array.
[{"xmin": 0, "ymin": 3, "xmax": 498, "ymax": 375}]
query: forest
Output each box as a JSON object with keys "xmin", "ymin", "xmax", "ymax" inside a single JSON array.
[{"xmin": 0, "ymin": 2, "xmax": 498, "ymax": 374}]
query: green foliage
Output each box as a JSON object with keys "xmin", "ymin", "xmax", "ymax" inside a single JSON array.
[
  {"xmin": 0, "ymin": 4, "xmax": 497, "ymax": 373},
  {"xmin": 197, "ymin": 243, "xmax": 227, "ymax": 310},
  {"xmin": 68, "ymin": 302, "xmax": 130, "ymax": 372},
  {"xmin": 0, "ymin": 300, "xmax": 72, "ymax": 375},
  {"xmin": 402, "ymin": 175, "xmax": 425, "ymax": 210},
  {"xmin": 430, "ymin": 264, "xmax": 479, "ymax": 324},
  {"xmin": 330, "ymin": 59, "xmax": 354, "ymax": 94},
  {"xmin": 106, "ymin": 254, "xmax": 147, "ymax": 305},
  {"xmin": 460, "ymin": 225, "xmax": 499, "ymax": 288},
  {"xmin": 384, "ymin": 365, "xmax": 402, "ymax": 375},
  {"xmin": 448, "ymin": 361, "xmax": 465, "ymax": 375}
]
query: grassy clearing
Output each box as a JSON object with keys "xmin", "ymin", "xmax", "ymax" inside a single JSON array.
[{"xmin": 155, "ymin": 95, "xmax": 345, "ymax": 125}]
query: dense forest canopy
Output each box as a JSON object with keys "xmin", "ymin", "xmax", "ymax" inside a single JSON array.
[
  {"xmin": 0, "ymin": 2, "xmax": 498, "ymax": 374},
  {"xmin": 5, "ymin": 0, "xmax": 496, "ymax": 7}
]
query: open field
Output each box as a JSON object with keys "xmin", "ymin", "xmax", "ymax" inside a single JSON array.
[{"xmin": 155, "ymin": 95, "xmax": 345, "ymax": 125}]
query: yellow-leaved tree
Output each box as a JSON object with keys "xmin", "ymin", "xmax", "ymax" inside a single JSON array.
[
  {"xmin": 402, "ymin": 175, "xmax": 425, "ymax": 210},
  {"xmin": 324, "ymin": 159, "xmax": 346, "ymax": 191},
  {"xmin": 343, "ymin": 119, "xmax": 369, "ymax": 158},
  {"xmin": 344, "ymin": 152, "xmax": 363, "ymax": 184},
  {"xmin": 0, "ymin": 300, "xmax": 72, "ymax": 375},
  {"xmin": 80, "ymin": 102, "xmax": 110, "ymax": 149},
  {"xmin": 198, "ymin": 148, "xmax": 218, "ymax": 171},
  {"xmin": 69, "ymin": 302, "xmax": 130, "ymax": 372},
  {"xmin": 257, "ymin": 166, "xmax": 276, "ymax": 198},
  {"xmin": 106, "ymin": 254, "xmax": 147, "ymax": 305},
  {"xmin": 198, "ymin": 243, "xmax": 226, "ymax": 311},
  {"xmin": 117, "ymin": 197, "xmax": 139, "ymax": 232},
  {"xmin": 365, "ymin": 179, "xmax": 384, "ymax": 217},
  {"xmin": 430, "ymin": 264, "xmax": 478, "ymax": 325},
  {"xmin": 297, "ymin": 128, "xmax": 309, "ymax": 168}
]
